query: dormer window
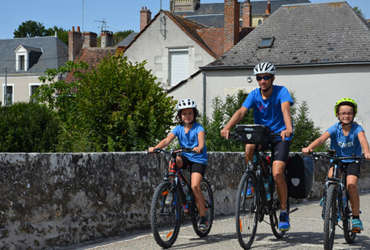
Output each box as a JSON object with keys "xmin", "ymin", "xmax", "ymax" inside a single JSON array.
[
  {"xmin": 19, "ymin": 55, "xmax": 25, "ymax": 70},
  {"xmin": 15, "ymin": 45, "xmax": 42, "ymax": 72}
]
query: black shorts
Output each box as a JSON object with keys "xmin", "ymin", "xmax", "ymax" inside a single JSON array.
[
  {"xmin": 181, "ymin": 156, "xmax": 207, "ymax": 176},
  {"xmin": 330, "ymin": 162, "xmax": 361, "ymax": 178},
  {"xmin": 271, "ymin": 140, "xmax": 290, "ymax": 163}
]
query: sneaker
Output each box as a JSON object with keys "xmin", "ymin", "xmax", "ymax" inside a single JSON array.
[
  {"xmin": 183, "ymin": 204, "xmax": 189, "ymax": 214},
  {"xmin": 352, "ymin": 218, "xmax": 363, "ymax": 233},
  {"xmin": 199, "ymin": 216, "xmax": 209, "ymax": 231},
  {"xmin": 278, "ymin": 212, "xmax": 290, "ymax": 231},
  {"xmin": 246, "ymin": 185, "xmax": 254, "ymax": 198},
  {"xmin": 320, "ymin": 197, "xmax": 325, "ymax": 207}
]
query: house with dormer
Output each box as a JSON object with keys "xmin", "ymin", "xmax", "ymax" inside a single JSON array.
[
  {"xmin": 0, "ymin": 36, "xmax": 68, "ymax": 104},
  {"xmin": 169, "ymin": 1, "xmax": 370, "ymax": 133}
]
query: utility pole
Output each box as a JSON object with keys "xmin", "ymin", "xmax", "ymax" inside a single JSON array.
[{"xmin": 4, "ymin": 67, "xmax": 7, "ymax": 106}]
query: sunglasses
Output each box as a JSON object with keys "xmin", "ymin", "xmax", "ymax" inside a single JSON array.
[{"xmin": 256, "ymin": 75, "xmax": 273, "ymax": 81}]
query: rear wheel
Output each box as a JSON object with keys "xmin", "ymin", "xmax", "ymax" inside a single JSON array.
[
  {"xmin": 323, "ymin": 184, "xmax": 338, "ymax": 250},
  {"xmin": 235, "ymin": 172, "xmax": 259, "ymax": 249},
  {"xmin": 151, "ymin": 182, "xmax": 181, "ymax": 248},
  {"xmin": 191, "ymin": 178, "xmax": 214, "ymax": 237}
]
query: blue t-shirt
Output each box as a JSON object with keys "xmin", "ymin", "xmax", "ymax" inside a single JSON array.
[
  {"xmin": 327, "ymin": 122, "xmax": 364, "ymax": 162},
  {"xmin": 171, "ymin": 122, "xmax": 208, "ymax": 165},
  {"xmin": 242, "ymin": 85, "xmax": 294, "ymax": 140}
]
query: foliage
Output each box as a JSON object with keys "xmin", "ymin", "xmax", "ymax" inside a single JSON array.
[
  {"xmin": 353, "ymin": 6, "xmax": 364, "ymax": 18},
  {"xmin": 35, "ymin": 56, "xmax": 176, "ymax": 152},
  {"xmin": 113, "ymin": 30, "xmax": 134, "ymax": 45},
  {"xmin": 46, "ymin": 26, "xmax": 69, "ymax": 45},
  {"xmin": 0, "ymin": 103, "xmax": 60, "ymax": 152},
  {"xmin": 204, "ymin": 90, "xmax": 253, "ymax": 151}
]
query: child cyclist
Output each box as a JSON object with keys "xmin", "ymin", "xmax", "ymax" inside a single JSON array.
[
  {"xmin": 302, "ymin": 98, "xmax": 370, "ymax": 232},
  {"xmin": 148, "ymin": 98, "xmax": 209, "ymax": 230}
]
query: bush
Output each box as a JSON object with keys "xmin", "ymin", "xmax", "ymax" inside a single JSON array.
[{"xmin": 0, "ymin": 103, "xmax": 60, "ymax": 152}]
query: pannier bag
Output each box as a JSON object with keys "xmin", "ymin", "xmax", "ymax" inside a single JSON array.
[
  {"xmin": 286, "ymin": 153, "xmax": 314, "ymax": 199},
  {"xmin": 235, "ymin": 124, "xmax": 270, "ymax": 145}
]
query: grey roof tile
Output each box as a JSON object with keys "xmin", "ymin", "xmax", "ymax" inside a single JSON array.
[
  {"xmin": 204, "ymin": 2, "xmax": 370, "ymax": 68},
  {"xmin": 116, "ymin": 32, "xmax": 139, "ymax": 47}
]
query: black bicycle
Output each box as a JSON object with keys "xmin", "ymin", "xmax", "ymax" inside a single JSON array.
[
  {"xmin": 313, "ymin": 151, "xmax": 363, "ymax": 250},
  {"xmin": 231, "ymin": 124, "xmax": 290, "ymax": 249},
  {"xmin": 149, "ymin": 148, "xmax": 214, "ymax": 248}
]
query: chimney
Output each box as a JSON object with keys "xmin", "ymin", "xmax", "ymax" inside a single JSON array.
[
  {"xmin": 265, "ymin": 0, "xmax": 271, "ymax": 15},
  {"xmin": 82, "ymin": 32, "xmax": 97, "ymax": 48},
  {"xmin": 242, "ymin": 0, "xmax": 252, "ymax": 28},
  {"xmin": 68, "ymin": 26, "xmax": 83, "ymax": 61},
  {"xmin": 101, "ymin": 30, "xmax": 114, "ymax": 48},
  {"xmin": 140, "ymin": 6, "xmax": 151, "ymax": 31},
  {"xmin": 224, "ymin": 0, "xmax": 240, "ymax": 53}
]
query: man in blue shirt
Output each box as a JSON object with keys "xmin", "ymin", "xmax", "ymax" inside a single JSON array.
[{"xmin": 221, "ymin": 62, "xmax": 294, "ymax": 231}]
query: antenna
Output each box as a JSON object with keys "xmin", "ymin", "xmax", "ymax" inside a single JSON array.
[
  {"xmin": 82, "ymin": 0, "xmax": 85, "ymax": 31},
  {"xmin": 95, "ymin": 19, "xmax": 108, "ymax": 32}
]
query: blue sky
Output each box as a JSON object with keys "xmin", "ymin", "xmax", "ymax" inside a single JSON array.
[{"xmin": 1, "ymin": 0, "xmax": 369, "ymax": 39}]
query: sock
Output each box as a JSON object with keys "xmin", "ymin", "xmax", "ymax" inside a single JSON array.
[
  {"xmin": 280, "ymin": 209, "xmax": 287, "ymax": 214},
  {"xmin": 353, "ymin": 215, "xmax": 359, "ymax": 219}
]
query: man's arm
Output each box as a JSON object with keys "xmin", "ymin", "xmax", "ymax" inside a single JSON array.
[
  {"xmin": 281, "ymin": 101, "xmax": 293, "ymax": 141},
  {"xmin": 220, "ymin": 107, "xmax": 248, "ymax": 139}
]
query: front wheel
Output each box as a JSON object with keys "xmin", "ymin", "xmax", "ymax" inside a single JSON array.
[
  {"xmin": 342, "ymin": 193, "xmax": 356, "ymax": 243},
  {"xmin": 270, "ymin": 191, "xmax": 289, "ymax": 239},
  {"xmin": 151, "ymin": 182, "xmax": 181, "ymax": 248},
  {"xmin": 191, "ymin": 178, "xmax": 214, "ymax": 237},
  {"xmin": 235, "ymin": 172, "xmax": 259, "ymax": 249},
  {"xmin": 323, "ymin": 184, "xmax": 338, "ymax": 250}
]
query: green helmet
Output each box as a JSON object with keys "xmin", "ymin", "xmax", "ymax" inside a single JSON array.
[{"xmin": 334, "ymin": 98, "xmax": 357, "ymax": 116}]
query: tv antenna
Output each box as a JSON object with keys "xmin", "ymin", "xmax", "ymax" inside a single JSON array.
[{"xmin": 95, "ymin": 19, "xmax": 108, "ymax": 32}]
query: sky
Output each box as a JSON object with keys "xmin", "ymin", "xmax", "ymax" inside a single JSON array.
[{"xmin": 1, "ymin": 0, "xmax": 370, "ymax": 39}]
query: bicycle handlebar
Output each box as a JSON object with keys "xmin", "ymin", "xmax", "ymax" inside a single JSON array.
[
  {"xmin": 310, "ymin": 152, "xmax": 364, "ymax": 161},
  {"xmin": 149, "ymin": 148, "xmax": 196, "ymax": 155}
]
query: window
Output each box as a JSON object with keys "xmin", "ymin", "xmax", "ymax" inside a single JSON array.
[
  {"xmin": 169, "ymin": 49, "xmax": 189, "ymax": 86},
  {"xmin": 3, "ymin": 84, "xmax": 14, "ymax": 105},
  {"xmin": 29, "ymin": 83, "xmax": 41, "ymax": 102},
  {"xmin": 258, "ymin": 37, "xmax": 275, "ymax": 48},
  {"xmin": 19, "ymin": 55, "xmax": 25, "ymax": 71}
]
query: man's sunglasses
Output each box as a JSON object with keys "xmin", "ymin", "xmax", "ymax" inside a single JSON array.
[{"xmin": 256, "ymin": 75, "xmax": 273, "ymax": 81}]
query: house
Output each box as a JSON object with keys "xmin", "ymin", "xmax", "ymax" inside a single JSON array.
[
  {"xmin": 0, "ymin": 36, "xmax": 68, "ymax": 104},
  {"xmin": 169, "ymin": 1, "xmax": 370, "ymax": 133}
]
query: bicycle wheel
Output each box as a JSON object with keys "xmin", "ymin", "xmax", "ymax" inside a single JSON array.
[
  {"xmin": 323, "ymin": 184, "xmax": 338, "ymax": 250},
  {"xmin": 151, "ymin": 182, "xmax": 181, "ymax": 248},
  {"xmin": 270, "ymin": 191, "xmax": 289, "ymax": 239},
  {"xmin": 342, "ymin": 196, "xmax": 356, "ymax": 243},
  {"xmin": 235, "ymin": 172, "xmax": 258, "ymax": 249}
]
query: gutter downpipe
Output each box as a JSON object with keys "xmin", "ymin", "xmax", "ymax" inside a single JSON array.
[{"xmin": 202, "ymin": 70, "xmax": 206, "ymax": 118}]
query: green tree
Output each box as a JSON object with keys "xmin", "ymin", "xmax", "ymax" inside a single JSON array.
[
  {"xmin": 36, "ymin": 56, "xmax": 176, "ymax": 152},
  {"xmin": 353, "ymin": 6, "xmax": 364, "ymax": 18},
  {"xmin": 0, "ymin": 103, "xmax": 60, "ymax": 152},
  {"xmin": 46, "ymin": 26, "xmax": 69, "ymax": 45},
  {"xmin": 14, "ymin": 20, "xmax": 48, "ymax": 38},
  {"xmin": 113, "ymin": 30, "xmax": 134, "ymax": 45}
]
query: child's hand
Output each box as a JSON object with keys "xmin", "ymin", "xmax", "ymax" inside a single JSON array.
[
  {"xmin": 192, "ymin": 147, "xmax": 202, "ymax": 153},
  {"xmin": 220, "ymin": 128, "xmax": 230, "ymax": 139},
  {"xmin": 302, "ymin": 147, "xmax": 312, "ymax": 155},
  {"xmin": 364, "ymin": 152, "xmax": 370, "ymax": 160},
  {"xmin": 148, "ymin": 147, "xmax": 155, "ymax": 153}
]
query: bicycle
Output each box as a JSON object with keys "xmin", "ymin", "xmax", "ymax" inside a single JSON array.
[
  {"xmin": 231, "ymin": 124, "xmax": 290, "ymax": 249},
  {"xmin": 312, "ymin": 151, "xmax": 364, "ymax": 250},
  {"xmin": 149, "ymin": 148, "xmax": 214, "ymax": 249}
]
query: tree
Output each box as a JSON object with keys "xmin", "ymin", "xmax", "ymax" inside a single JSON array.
[
  {"xmin": 353, "ymin": 6, "xmax": 364, "ymax": 18},
  {"xmin": 46, "ymin": 26, "xmax": 69, "ymax": 45},
  {"xmin": 14, "ymin": 20, "xmax": 48, "ymax": 38},
  {"xmin": 113, "ymin": 30, "xmax": 134, "ymax": 45},
  {"xmin": 35, "ymin": 56, "xmax": 176, "ymax": 152}
]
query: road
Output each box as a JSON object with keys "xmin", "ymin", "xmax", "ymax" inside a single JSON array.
[{"xmin": 73, "ymin": 193, "xmax": 370, "ymax": 250}]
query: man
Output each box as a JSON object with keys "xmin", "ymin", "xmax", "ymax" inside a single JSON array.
[{"xmin": 220, "ymin": 62, "xmax": 293, "ymax": 231}]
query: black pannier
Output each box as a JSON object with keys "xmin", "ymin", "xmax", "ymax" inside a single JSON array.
[
  {"xmin": 286, "ymin": 153, "xmax": 314, "ymax": 199},
  {"xmin": 234, "ymin": 124, "xmax": 270, "ymax": 145}
]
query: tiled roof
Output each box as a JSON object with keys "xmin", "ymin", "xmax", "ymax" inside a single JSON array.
[
  {"xmin": 0, "ymin": 36, "xmax": 68, "ymax": 75},
  {"xmin": 116, "ymin": 32, "xmax": 138, "ymax": 47},
  {"xmin": 204, "ymin": 2, "xmax": 370, "ymax": 69}
]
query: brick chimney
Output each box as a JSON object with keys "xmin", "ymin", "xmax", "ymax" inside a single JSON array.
[
  {"xmin": 140, "ymin": 6, "xmax": 151, "ymax": 31},
  {"xmin": 265, "ymin": 0, "xmax": 271, "ymax": 15},
  {"xmin": 82, "ymin": 32, "xmax": 97, "ymax": 48},
  {"xmin": 101, "ymin": 30, "xmax": 114, "ymax": 48},
  {"xmin": 242, "ymin": 0, "xmax": 252, "ymax": 28},
  {"xmin": 224, "ymin": 0, "xmax": 240, "ymax": 53},
  {"xmin": 68, "ymin": 26, "xmax": 83, "ymax": 61}
]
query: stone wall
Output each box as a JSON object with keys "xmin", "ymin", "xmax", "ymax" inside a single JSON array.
[{"xmin": 0, "ymin": 152, "xmax": 369, "ymax": 249}]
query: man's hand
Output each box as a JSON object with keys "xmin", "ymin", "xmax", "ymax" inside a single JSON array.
[
  {"xmin": 301, "ymin": 147, "xmax": 312, "ymax": 155},
  {"xmin": 364, "ymin": 152, "xmax": 370, "ymax": 160},
  {"xmin": 192, "ymin": 147, "xmax": 202, "ymax": 153},
  {"xmin": 220, "ymin": 128, "xmax": 230, "ymax": 139},
  {"xmin": 148, "ymin": 147, "xmax": 156, "ymax": 153},
  {"xmin": 280, "ymin": 129, "xmax": 292, "ymax": 141}
]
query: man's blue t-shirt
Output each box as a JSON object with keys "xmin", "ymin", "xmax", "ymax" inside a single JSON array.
[
  {"xmin": 171, "ymin": 122, "xmax": 208, "ymax": 165},
  {"xmin": 327, "ymin": 122, "xmax": 364, "ymax": 162},
  {"xmin": 242, "ymin": 85, "xmax": 294, "ymax": 140}
]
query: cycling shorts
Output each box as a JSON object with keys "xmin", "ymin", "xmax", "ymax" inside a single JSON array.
[
  {"xmin": 271, "ymin": 140, "xmax": 290, "ymax": 163},
  {"xmin": 329, "ymin": 162, "xmax": 360, "ymax": 178},
  {"xmin": 181, "ymin": 156, "xmax": 207, "ymax": 176}
]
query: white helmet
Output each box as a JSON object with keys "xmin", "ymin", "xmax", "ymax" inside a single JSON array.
[
  {"xmin": 176, "ymin": 98, "xmax": 197, "ymax": 111},
  {"xmin": 253, "ymin": 62, "xmax": 276, "ymax": 75}
]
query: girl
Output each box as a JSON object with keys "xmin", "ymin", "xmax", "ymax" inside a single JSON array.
[
  {"xmin": 302, "ymin": 98, "xmax": 370, "ymax": 232},
  {"xmin": 148, "ymin": 98, "xmax": 209, "ymax": 231}
]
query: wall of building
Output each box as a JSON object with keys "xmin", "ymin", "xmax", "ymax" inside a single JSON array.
[
  {"xmin": 1, "ymin": 152, "xmax": 370, "ymax": 249},
  {"xmin": 0, "ymin": 75, "xmax": 41, "ymax": 104}
]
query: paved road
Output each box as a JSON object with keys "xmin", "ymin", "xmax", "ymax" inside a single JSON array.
[{"xmin": 73, "ymin": 193, "xmax": 370, "ymax": 250}]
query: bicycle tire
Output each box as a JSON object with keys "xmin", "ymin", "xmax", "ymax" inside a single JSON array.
[
  {"xmin": 151, "ymin": 182, "xmax": 181, "ymax": 248},
  {"xmin": 270, "ymin": 191, "xmax": 289, "ymax": 239},
  {"xmin": 324, "ymin": 184, "xmax": 338, "ymax": 250},
  {"xmin": 342, "ymin": 195, "xmax": 356, "ymax": 243},
  {"xmin": 191, "ymin": 178, "xmax": 214, "ymax": 237},
  {"xmin": 235, "ymin": 172, "xmax": 259, "ymax": 249}
]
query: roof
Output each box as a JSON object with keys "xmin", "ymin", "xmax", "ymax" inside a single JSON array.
[
  {"xmin": 204, "ymin": 1, "xmax": 370, "ymax": 69},
  {"xmin": 116, "ymin": 32, "xmax": 138, "ymax": 47},
  {"xmin": 177, "ymin": 0, "xmax": 310, "ymax": 28},
  {"xmin": 0, "ymin": 36, "xmax": 68, "ymax": 75}
]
